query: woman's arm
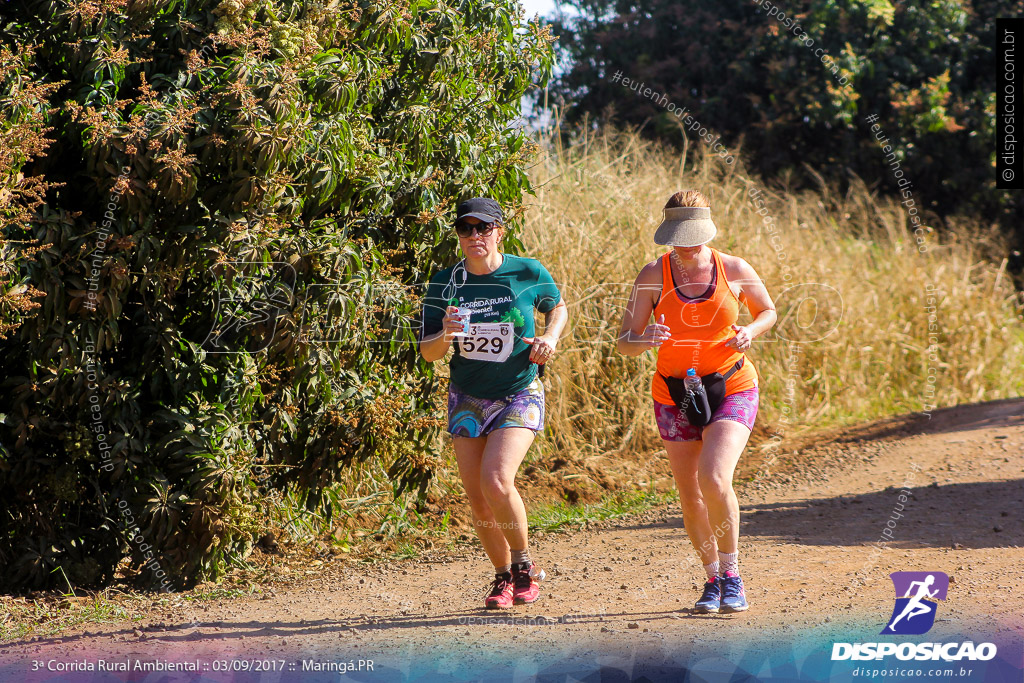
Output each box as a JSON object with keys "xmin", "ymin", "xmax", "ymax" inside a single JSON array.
[
  {"xmin": 617, "ymin": 261, "xmax": 671, "ymax": 357},
  {"xmin": 529, "ymin": 300, "xmax": 568, "ymax": 363},
  {"xmin": 419, "ymin": 305, "xmax": 464, "ymax": 362},
  {"xmin": 726, "ymin": 259, "xmax": 777, "ymax": 352}
]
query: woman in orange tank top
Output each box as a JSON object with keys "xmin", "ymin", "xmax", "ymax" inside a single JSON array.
[{"xmin": 617, "ymin": 190, "xmax": 778, "ymax": 615}]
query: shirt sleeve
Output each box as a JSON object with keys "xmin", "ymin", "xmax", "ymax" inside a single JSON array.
[
  {"xmin": 420, "ymin": 273, "xmax": 449, "ymax": 339},
  {"xmin": 531, "ymin": 260, "xmax": 562, "ymax": 314}
]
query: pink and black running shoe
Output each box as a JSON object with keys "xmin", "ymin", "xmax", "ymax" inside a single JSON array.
[
  {"xmin": 511, "ymin": 561, "xmax": 544, "ymax": 605},
  {"xmin": 485, "ymin": 571, "xmax": 515, "ymax": 609}
]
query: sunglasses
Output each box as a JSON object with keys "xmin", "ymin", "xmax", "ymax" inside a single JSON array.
[{"xmin": 455, "ymin": 221, "xmax": 498, "ymax": 238}]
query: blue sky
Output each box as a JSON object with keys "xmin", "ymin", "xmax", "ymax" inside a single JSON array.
[{"xmin": 520, "ymin": 0, "xmax": 560, "ymax": 19}]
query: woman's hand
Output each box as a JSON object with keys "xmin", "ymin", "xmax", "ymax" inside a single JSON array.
[
  {"xmin": 637, "ymin": 314, "xmax": 672, "ymax": 348},
  {"xmin": 726, "ymin": 323, "xmax": 752, "ymax": 352},
  {"xmin": 527, "ymin": 335, "xmax": 558, "ymax": 364},
  {"xmin": 441, "ymin": 305, "xmax": 467, "ymax": 341}
]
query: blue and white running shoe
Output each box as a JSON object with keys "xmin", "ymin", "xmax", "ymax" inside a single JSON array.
[
  {"xmin": 719, "ymin": 571, "xmax": 749, "ymax": 613},
  {"xmin": 694, "ymin": 577, "xmax": 721, "ymax": 614}
]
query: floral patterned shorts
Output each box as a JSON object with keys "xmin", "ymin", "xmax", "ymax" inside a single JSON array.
[
  {"xmin": 654, "ymin": 387, "xmax": 759, "ymax": 442},
  {"xmin": 447, "ymin": 378, "xmax": 545, "ymax": 437}
]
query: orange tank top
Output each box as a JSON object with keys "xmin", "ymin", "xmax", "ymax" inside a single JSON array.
[{"xmin": 652, "ymin": 248, "xmax": 758, "ymax": 405}]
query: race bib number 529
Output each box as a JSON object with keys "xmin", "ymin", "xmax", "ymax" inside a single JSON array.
[{"xmin": 457, "ymin": 322, "xmax": 514, "ymax": 362}]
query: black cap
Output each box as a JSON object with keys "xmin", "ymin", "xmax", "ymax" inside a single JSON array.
[{"xmin": 456, "ymin": 197, "xmax": 504, "ymax": 225}]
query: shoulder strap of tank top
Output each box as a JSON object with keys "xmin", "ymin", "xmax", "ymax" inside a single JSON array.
[
  {"xmin": 654, "ymin": 252, "xmax": 672, "ymax": 310},
  {"xmin": 661, "ymin": 252, "xmax": 673, "ymax": 296},
  {"xmin": 709, "ymin": 248, "xmax": 729, "ymax": 300}
]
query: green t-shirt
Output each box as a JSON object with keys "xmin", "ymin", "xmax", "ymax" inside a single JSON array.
[{"xmin": 420, "ymin": 254, "xmax": 562, "ymax": 399}]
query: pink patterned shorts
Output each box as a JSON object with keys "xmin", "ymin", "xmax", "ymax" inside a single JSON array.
[{"xmin": 654, "ymin": 387, "xmax": 759, "ymax": 441}]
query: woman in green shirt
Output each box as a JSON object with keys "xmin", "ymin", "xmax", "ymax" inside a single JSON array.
[{"xmin": 419, "ymin": 197, "xmax": 568, "ymax": 609}]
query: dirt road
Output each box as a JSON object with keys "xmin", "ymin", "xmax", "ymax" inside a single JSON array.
[{"xmin": 2, "ymin": 399, "xmax": 1022, "ymax": 681}]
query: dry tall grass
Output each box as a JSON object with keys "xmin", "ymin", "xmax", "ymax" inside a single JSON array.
[{"xmin": 523, "ymin": 127, "xmax": 1024, "ymax": 474}]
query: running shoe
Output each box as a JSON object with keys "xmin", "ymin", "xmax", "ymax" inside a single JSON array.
[
  {"xmin": 511, "ymin": 561, "xmax": 543, "ymax": 605},
  {"xmin": 485, "ymin": 571, "xmax": 515, "ymax": 609},
  {"xmin": 718, "ymin": 571, "xmax": 749, "ymax": 613},
  {"xmin": 693, "ymin": 577, "xmax": 720, "ymax": 614}
]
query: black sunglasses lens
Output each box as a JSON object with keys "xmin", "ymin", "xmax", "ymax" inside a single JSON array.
[{"xmin": 455, "ymin": 222, "xmax": 494, "ymax": 237}]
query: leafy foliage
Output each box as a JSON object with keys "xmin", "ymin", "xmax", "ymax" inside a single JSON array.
[
  {"xmin": 0, "ymin": 0, "xmax": 553, "ymax": 590},
  {"xmin": 549, "ymin": 0, "xmax": 1023, "ymax": 252}
]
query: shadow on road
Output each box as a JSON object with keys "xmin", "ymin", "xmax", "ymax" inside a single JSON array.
[
  {"xmin": 605, "ymin": 478, "xmax": 1021, "ymax": 550},
  {"xmin": 733, "ymin": 479, "xmax": 1021, "ymax": 549},
  {"xmin": 4, "ymin": 606, "xmax": 741, "ymax": 649},
  {"xmin": 826, "ymin": 397, "xmax": 1024, "ymax": 444}
]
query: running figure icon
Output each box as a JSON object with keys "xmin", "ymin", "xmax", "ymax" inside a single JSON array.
[{"xmin": 886, "ymin": 574, "xmax": 939, "ymax": 632}]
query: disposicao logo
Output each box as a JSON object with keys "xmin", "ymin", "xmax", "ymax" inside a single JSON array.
[
  {"xmin": 883, "ymin": 571, "xmax": 948, "ymax": 635},
  {"xmin": 831, "ymin": 571, "xmax": 997, "ymax": 662}
]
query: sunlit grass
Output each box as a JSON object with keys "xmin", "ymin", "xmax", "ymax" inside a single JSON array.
[
  {"xmin": 184, "ymin": 586, "xmax": 254, "ymax": 602},
  {"xmin": 529, "ymin": 490, "xmax": 676, "ymax": 532},
  {"xmin": 1, "ymin": 584, "xmax": 273, "ymax": 643},
  {"xmin": 0, "ymin": 594, "xmax": 141, "ymax": 642}
]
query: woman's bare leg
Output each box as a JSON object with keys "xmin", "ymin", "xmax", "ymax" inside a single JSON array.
[
  {"xmin": 478, "ymin": 427, "xmax": 535, "ymax": 552},
  {"xmin": 664, "ymin": 439, "xmax": 719, "ymax": 566},
  {"xmin": 696, "ymin": 419, "xmax": 752, "ymax": 555},
  {"xmin": 454, "ymin": 435, "xmax": 512, "ymax": 569}
]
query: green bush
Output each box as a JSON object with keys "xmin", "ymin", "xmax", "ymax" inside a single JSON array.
[{"xmin": 0, "ymin": 0, "xmax": 553, "ymax": 591}]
